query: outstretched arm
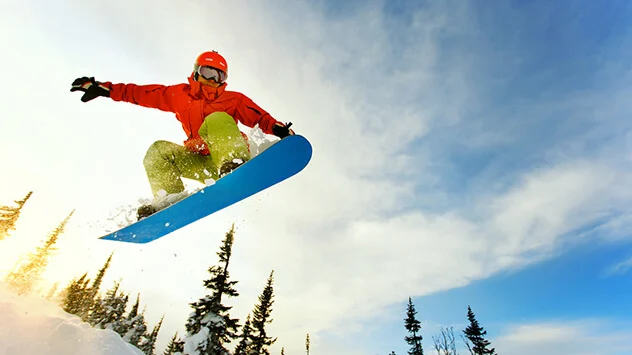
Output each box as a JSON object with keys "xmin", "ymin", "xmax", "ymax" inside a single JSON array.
[
  {"xmin": 105, "ymin": 82, "xmax": 183, "ymax": 113},
  {"xmin": 70, "ymin": 76, "xmax": 183, "ymax": 113}
]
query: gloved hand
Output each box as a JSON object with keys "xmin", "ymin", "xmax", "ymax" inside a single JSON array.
[
  {"xmin": 272, "ymin": 122, "xmax": 295, "ymax": 138},
  {"xmin": 70, "ymin": 77, "xmax": 110, "ymax": 102}
]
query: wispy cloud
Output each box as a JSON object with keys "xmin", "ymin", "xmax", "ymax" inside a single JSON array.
[
  {"xmin": 494, "ymin": 320, "xmax": 632, "ymax": 355},
  {"xmin": 602, "ymin": 256, "xmax": 632, "ymax": 277}
]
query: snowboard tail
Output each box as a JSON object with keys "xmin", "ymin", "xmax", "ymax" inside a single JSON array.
[{"xmin": 99, "ymin": 134, "xmax": 312, "ymax": 243}]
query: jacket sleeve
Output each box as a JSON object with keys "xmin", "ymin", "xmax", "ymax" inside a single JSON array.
[
  {"xmin": 234, "ymin": 94, "xmax": 280, "ymax": 134},
  {"xmin": 104, "ymin": 82, "xmax": 184, "ymax": 113}
]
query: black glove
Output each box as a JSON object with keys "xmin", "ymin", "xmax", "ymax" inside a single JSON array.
[
  {"xmin": 70, "ymin": 77, "xmax": 110, "ymax": 102},
  {"xmin": 272, "ymin": 122, "xmax": 295, "ymax": 138}
]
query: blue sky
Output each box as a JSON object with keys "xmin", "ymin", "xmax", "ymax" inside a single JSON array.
[
  {"xmin": 315, "ymin": 0, "xmax": 632, "ymax": 354},
  {"xmin": 1, "ymin": 1, "xmax": 631, "ymax": 355},
  {"xmin": 360, "ymin": 240, "xmax": 632, "ymax": 354}
]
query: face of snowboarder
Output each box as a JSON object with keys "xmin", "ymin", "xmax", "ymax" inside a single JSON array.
[
  {"xmin": 199, "ymin": 76, "xmax": 221, "ymax": 88},
  {"xmin": 196, "ymin": 66, "xmax": 226, "ymax": 88}
]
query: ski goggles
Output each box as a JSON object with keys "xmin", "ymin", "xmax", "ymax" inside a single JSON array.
[{"xmin": 196, "ymin": 66, "xmax": 227, "ymax": 83}]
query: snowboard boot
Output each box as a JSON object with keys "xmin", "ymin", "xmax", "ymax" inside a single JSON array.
[
  {"xmin": 136, "ymin": 190, "xmax": 190, "ymax": 221},
  {"xmin": 136, "ymin": 204, "xmax": 157, "ymax": 221},
  {"xmin": 219, "ymin": 159, "xmax": 244, "ymax": 178}
]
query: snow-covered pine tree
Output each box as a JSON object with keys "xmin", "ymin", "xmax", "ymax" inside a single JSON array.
[
  {"xmin": 163, "ymin": 331, "xmax": 185, "ymax": 355},
  {"xmin": 249, "ymin": 271, "xmax": 277, "ymax": 355},
  {"xmin": 183, "ymin": 224, "xmax": 240, "ymax": 355},
  {"xmin": 5, "ymin": 210, "xmax": 73, "ymax": 294},
  {"xmin": 462, "ymin": 306, "xmax": 496, "ymax": 355},
  {"xmin": 60, "ymin": 272, "xmax": 90, "ymax": 315},
  {"xmin": 87, "ymin": 282, "xmax": 119, "ymax": 328},
  {"xmin": 92, "ymin": 281, "xmax": 130, "ymax": 334},
  {"xmin": 0, "ymin": 191, "xmax": 32, "ymax": 240},
  {"xmin": 306, "ymin": 333, "xmax": 310, "ymax": 355},
  {"xmin": 122, "ymin": 293, "xmax": 149, "ymax": 347},
  {"xmin": 233, "ymin": 313, "xmax": 254, "ymax": 355},
  {"xmin": 110, "ymin": 293, "xmax": 131, "ymax": 336},
  {"xmin": 87, "ymin": 294, "xmax": 106, "ymax": 326},
  {"xmin": 138, "ymin": 314, "xmax": 164, "ymax": 355},
  {"xmin": 404, "ymin": 297, "xmax": 423, "ymax": 355}
]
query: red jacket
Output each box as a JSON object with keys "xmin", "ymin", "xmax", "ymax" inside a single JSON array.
[{"xmin": 104, "ymin": 75, "xmax": 280, "ymax": 155}]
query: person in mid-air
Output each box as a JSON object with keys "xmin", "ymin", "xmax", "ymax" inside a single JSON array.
[{"xmin": 70, "ymin": 50, "xmax": 295, "ymax": 220}]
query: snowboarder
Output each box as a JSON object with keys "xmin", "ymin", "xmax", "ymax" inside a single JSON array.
[{"xmin": 70, "ymin": 50, "xmax": 295, "ymax": 220}]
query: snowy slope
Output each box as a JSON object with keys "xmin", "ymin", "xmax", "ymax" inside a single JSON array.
[{"xmin": 0, "ymin": 283, "xmax": 144, "ymax": 355}]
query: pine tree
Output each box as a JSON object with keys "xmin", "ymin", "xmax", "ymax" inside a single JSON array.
[
  {"xmin": 109, "ymin": 291, "xmax": 131, "ymax": 336},
  {"xmin": 4, "ymin": 210, "xmax": 73, "ymax": 294},
  {"xmin": 163, "ymin": 331, "xmax": 185, "ymax": 355},
  {"xmin": 462, "ymin": 306, "xmax": 496, "ymax": 355},
  {"xmin": 80, "ymin": 252, "xmax": 114, "ymax": 321},
  {"xmin": 122, "ymin": 293, "xmax": 148, "ymax": 347},
  {"xmin": 306, "ymin": 333, "xmax": 310, "ymax": 355},
  {"xmin": 60, "ymin": 272, "xmax": 90, "ymax": 315},
  {"xmin": 183, "ymin": 225, "xmax": 240, "ymax": 355},
  {"xmin": 138, "ymin": 314, "xmax": 164, "ymax": 355},
  {"xmin": 250, "ymin": 270, "xmax": 277, "ymax": 355},
  {"xmin": 281, "ymin": 348, "xmax": 285, "ymax": 355},
  {"xmin": 87, "ymin": 281, "xmax": 125, "ymax": 328},
  {"xmin": 404, "ymin": 297, "xmax": 423, "ymax": 355},
  {"xmin": 92, "ymin": 281, "xmax": 129, "ymax": 333},
  {"xmin": 86, "ymin": 254, "xmax": 113, "ymax": 304},
  {"xmin": 88, "ymin": 294, "xmax": 106, "ymax": 326},
  {"xmin": 87, "ymin": 282, "xmax": 117, "ymax": 328},
  {"xmin": 0, "ymin": 191, "xmax": 32, "ymax": 240},
  {"xmin": 234, "ymin": 313, "xmax": 254, "ymax": 355}
]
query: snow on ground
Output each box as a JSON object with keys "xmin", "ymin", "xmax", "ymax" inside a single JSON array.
[{"xmin": 0, "ymin": 282, "xmax": 144, "ymax": 355}]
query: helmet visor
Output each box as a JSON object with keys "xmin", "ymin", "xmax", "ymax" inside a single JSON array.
[{"xmin": 197, "ymin": 66, "xmax": 227, "ymax": 83}]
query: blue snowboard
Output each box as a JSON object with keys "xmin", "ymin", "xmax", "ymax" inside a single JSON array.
[{"xmin": 99, "ymin": 135, "xmax": 312, "ymax": 243}]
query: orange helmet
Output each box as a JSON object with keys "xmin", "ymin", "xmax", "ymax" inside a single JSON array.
[{"xmin": 194, "ymin": 51, "xmax": 228, "ymax": 79}]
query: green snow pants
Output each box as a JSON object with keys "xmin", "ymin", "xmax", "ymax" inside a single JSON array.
[{"xmin": 142, "ymin": 112, "xmax": 251, "ymax": 197}]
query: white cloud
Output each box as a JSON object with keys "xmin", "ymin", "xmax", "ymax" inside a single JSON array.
[
  {"xmin": 494, "ymin": 320, "xmax": 632, "ymax": 355},
  {"xmin": 484, "ymin": 161, "xmax": 624, "ymax": 258},
  {"xmin": 602, "ymin": 256, "xmax": 632, "ymax": 276}
]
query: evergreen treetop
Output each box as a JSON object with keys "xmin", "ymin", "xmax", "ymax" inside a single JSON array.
[
  {"xmin": 162, "ymin": 331, "xmax": 184, "ymax": 355},
  {"xmin": 250, "ymin": 270, "xmax": 277, "ymax": 355},
  {"xmin": 463, "ymin": 306, "xmax": 496, "ymax": 355},
  {"xmin": 183, "ymin": 225, "xmax": 240, "ymax": 355},
  {"xmin": 0, "ymin": 191, "xmax": 32, "ymax": 240},
  {"xmin": 60, "ymin": 272, "xmax": 90, "ymax": 315},
  {"xmin": 404, "ymin": 297, "xmax": 423, "ymax": 355},
  {"xmin": 138, "ymin": 314, "xmax": 164, "ymax": 355},
  {"xmin": 233, "ymin": 313, "xmax": 254, "ymax": 355}
]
